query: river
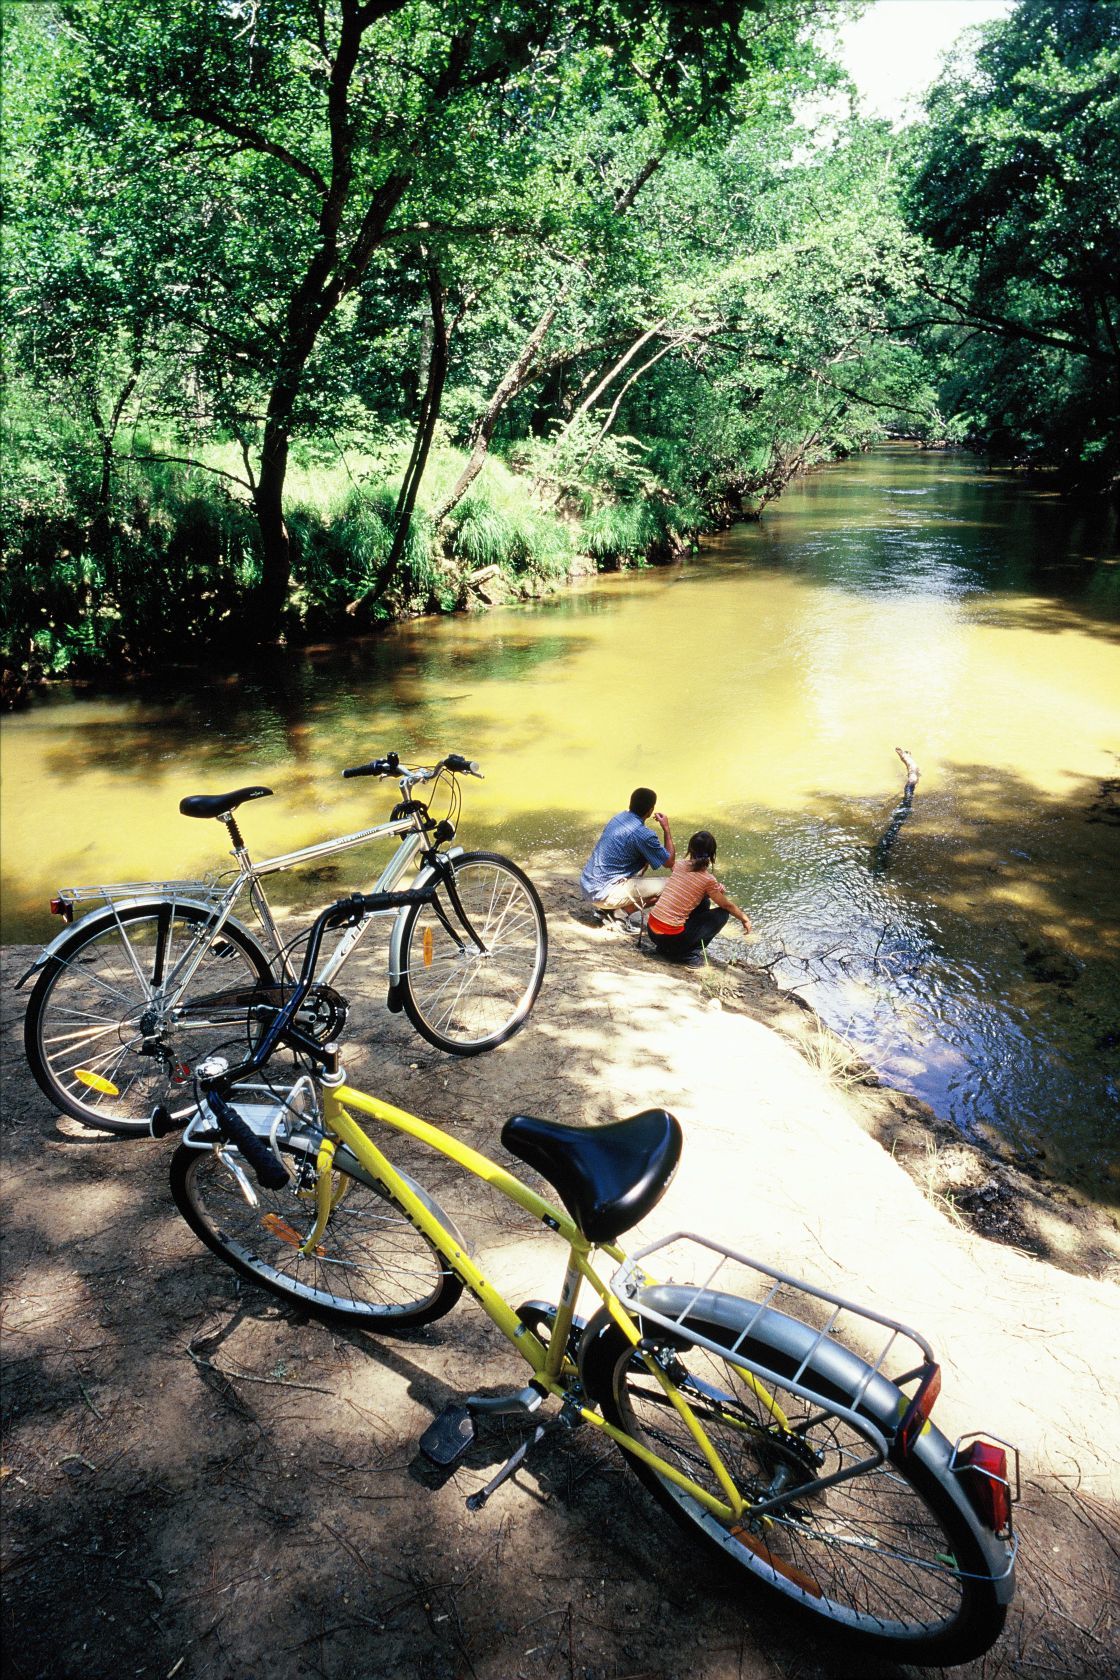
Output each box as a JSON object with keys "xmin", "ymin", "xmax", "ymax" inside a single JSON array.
[{"xmin": 2, "ymin": 445, "xmax": 1118, "ymax": 1198}]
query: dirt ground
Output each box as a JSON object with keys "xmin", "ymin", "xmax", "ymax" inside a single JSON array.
[{"xmin": 2, "ymin": 867, "xmax": 1118, "ymax": 1680}]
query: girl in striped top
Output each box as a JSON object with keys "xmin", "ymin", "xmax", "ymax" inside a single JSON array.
[{"xmin": 646, "ymin": 830, "xmax": 751, "ymax": 963}]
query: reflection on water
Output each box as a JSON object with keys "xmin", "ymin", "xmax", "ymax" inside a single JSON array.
[{"xmin": 2, "ymin": 447, "xmax": 1118, "ymax": 1196}]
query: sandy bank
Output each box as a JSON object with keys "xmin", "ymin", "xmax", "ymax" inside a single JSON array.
[{"xmin": 2, "ymin": 871, "xmax": 1118, "ymax": 1678}]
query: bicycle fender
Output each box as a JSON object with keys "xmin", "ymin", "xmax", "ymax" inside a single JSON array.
[
  {"xmin": 583, "ymin": 1285, "xmax": 1015, "ymax": 1602},
  {"xmin": 386, "ymin": 846, "xmax": 465, "ymax": 987},
  {"xmin": 14, "ymin": 895, "xmax": 252, "ymax": 989}
]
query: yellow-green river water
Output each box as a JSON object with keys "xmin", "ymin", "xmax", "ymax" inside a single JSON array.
[{"xmin": 3, "ymin": 446, "xmax": 1118, "ymax": 1197}]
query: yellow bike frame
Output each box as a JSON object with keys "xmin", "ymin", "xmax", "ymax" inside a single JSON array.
[{"xmin": 304, "ymin": 1079, "xmax": 792, "ymax": 1524}]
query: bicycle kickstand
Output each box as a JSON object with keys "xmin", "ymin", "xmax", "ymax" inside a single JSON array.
[
  {"xmin": 466, "ymin": 1424, "xmax": 548, "ymax": 1511},
  {"xmin": 419, "ymin": 1384, "xmax": 550, "ymax": 1510}
]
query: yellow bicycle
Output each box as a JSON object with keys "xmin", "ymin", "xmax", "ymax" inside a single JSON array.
[{"xmin": 160, "ymin": 895, "xmax": 1018, "ymax": 1668}]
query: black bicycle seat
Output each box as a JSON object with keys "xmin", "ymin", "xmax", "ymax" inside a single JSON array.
[
  {"xmin": 179, "ymin": 786, "xmax": 274, "ymax": 819},
  {"xmin": 502, "ymin": 1109, "xmax": 682, "ymax": 1243}
]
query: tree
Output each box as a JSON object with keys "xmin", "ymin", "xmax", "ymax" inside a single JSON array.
[
  {"xmin": 47, "ymin": 0, "xmax": 801, "ymax": 629},
  {"xmin": 904, "ymin": 0, "xmax": 1120, "ymax": 489}
]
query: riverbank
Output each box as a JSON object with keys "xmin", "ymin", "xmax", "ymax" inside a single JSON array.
[{"xmin": 3, "ymin": 869, "xmax": 1118, "ymax": 1679}]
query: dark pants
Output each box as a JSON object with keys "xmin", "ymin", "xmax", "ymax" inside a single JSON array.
[{"xmin": 648, "ymin": 898, "xmax": 729, "ymax": 963}]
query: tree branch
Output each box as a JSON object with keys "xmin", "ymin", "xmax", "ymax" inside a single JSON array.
[
  {"xmin": 125, "ymin": 453, "xmax": 254, "ymax": 491},
  {"xmin": 918, "ymin": 281, "xmax": 1116, "ymax": 365},
  {"xmin": 177, "ymin": 107, "xmax": 327, "ymax": 197}
]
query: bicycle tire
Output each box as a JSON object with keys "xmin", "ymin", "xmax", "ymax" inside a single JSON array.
[
  {"xmin": 398, "ymin": 852, "xmax": 547, "ymax": 1055},
  {"xmin": 24, "ymin": 902, "xmax": 273, "ymax": 1134},
  {"xmin": 169, "ymin": 1136, "xmax": 464, "ymax": 1328},
  {"xmin": 580, "ymin": 1302, "xmax": 1008, "ymax": 1664}
]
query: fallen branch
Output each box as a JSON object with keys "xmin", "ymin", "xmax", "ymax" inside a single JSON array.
[
  {"xmin": 871, "ymin": 746, "xmax": 922, "ymax": 873},
  {"xmin": 186, "ymin": 1342, "xmax": 333, "ymax": 1394}
]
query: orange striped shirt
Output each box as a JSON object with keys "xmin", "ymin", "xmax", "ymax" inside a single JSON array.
[{"xmin": 647, "ymin": 862, "xmax": 723, "ymax": 933}]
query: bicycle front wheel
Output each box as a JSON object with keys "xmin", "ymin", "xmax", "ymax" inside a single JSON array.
[
  {"xmin": 399, "ymin": 852, "xmax": 547, "ymax": 1054},
  {"xmin": 170, "ymin": 1140, "xmax": 463, "ymax": 1327},
  {"xmin": 24, "ymin": 903, "xmax": 273, "ymax": 1134},
  {"xmin": 583, "ymin": 1310, "xmax": 1007, "ymax": 1665}
]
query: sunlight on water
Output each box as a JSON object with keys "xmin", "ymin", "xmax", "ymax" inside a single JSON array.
[{"xmin": 2, "ymin": 447, "xmax": 1118, "ymax": 1195}]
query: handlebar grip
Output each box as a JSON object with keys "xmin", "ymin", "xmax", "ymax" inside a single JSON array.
[
  {"xmin": 150, "ymin": 1104, "xmax": 187, "ymax": 1139},
  {"xmin": 444, "ymin": 753, "xmax": 482, "ymax": 776},
  {"xmin": 206, "ymin": 1091, "xmax": 289, "ymax": 1189},
  {"xmin": 342, "ymin": 751, "xmax": 399, "ymax": 779}
]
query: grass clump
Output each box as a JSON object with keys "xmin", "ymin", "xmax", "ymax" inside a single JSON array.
[
  {"xmin": 444, "ymin": 461, "xmax": 572, "ymax": 585},
  {"xmin": 582, "ymin": 493, "xmax": 701, "ymax": 567},
  {"xmin": 699, "ymin": 947, "xmax": 740, "ymax": 1003},
  {"xmin": 797, "ymin": 1022, "xmax": 867, "ymax": 1090},
  {"xmin": 288, "ymin": 485, "xmax": 438, "ymax": 629}
]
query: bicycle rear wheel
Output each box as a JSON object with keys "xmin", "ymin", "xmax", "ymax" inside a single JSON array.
[
  {"xmin": 398, "ymin": 852, "xmax": 547, "ymax": 1054},
  {"xmin": 24, "ymin": 903, "xmax": 273, "ymax": 1134},
  {"xmin": 582, "ymin": 1308, "xmax": 1007, "ymax": 1665},
  {"xmin": 170, "ymin": 1139, "xmax": 463, "ymax": 1327}
]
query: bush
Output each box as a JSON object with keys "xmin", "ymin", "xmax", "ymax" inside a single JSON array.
[
  {"xmin": 0, "ymin": 476, "xmax": 261, "ymax": 684},
  {"xmin": 582, "ymin": 493, "xmax": 700, "ymax": 567},
  {"xmin": 288, "ymin": 484, "xmax": 440, "ymax": 632},
  {"xmin": 445, "ymin": 475, "xmax": 572, "ymax": 584}
]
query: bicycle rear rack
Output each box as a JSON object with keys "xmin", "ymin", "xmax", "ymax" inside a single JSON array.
[
  {"xmin": 614, "ymin": 1231, "xmax": 937, "ymax": 1384},
  {"xmin": 610, "ymin": 1231, "xmax": 946, "ymax": 1517},
  {"xmin": 53, "ymin": 877, "xmax": 229, "ymax": 908}
]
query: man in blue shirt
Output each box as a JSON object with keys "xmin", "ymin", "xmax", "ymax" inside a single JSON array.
[{"xmin": 580, "ymin": 788, "xmax": 676, "ymax": 915}]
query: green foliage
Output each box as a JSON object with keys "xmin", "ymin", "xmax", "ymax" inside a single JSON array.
[
  {"xmin": 583, "ymin": 493, "xmax": 698, "ymax": 566},
  {"xmin": 903, "ymin": 0, "xmax": 1120, "ymax": 486},
  {"xmin": 445, "ymin": 471, "xmax": 572, "ymax": 580},
  {"xmin": 0, "ymin": 469, "xmax": 261, "ymax": 681},
  {"xmin": 288, "ymin": 486, "xmax": 437, "ymax": 630},
  {"xmin": 3, "ymin": 0, "xmax": 963, "ymax": 692}
]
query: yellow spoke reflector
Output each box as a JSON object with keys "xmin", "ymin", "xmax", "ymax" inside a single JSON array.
[
  {"xmin": 74, "ymin": 1068, "xmax": 120, "ymax": 1095},
  {"xmin": 423, "ymin": 926, "xmax": 433, "ymax": 967},
  {"xmin": 729, "ymin": 1526, "xmax": 824, "ymax": 1598},
  {"xmin": 261, "ymin": 1213, "xmax": 324, "ymax": 1256}
]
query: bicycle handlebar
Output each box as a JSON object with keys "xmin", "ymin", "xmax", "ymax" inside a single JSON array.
[
  {"xmin": 341, "ymin": 751, "xmax": 482, "ymax": 781},
  {"xmin": 205, "ymin": 1090, "xmax": 290, "ymax": 1189},
  {"xmin": 342, "ymin": 751, "xmax": 399, "ymax": 779}
]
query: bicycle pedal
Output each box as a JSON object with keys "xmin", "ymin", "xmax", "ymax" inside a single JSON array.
[{"xmin": 419, "ymin": 1403, "xmax": 476, "ymax": 1467}]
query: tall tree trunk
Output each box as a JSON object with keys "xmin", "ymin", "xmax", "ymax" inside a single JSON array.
[
  {"xmin": 352, "ymin": 261, "xmax": 450, "ymax": 613},
  {"xmin": 433, "ymin": 302, "xmax": 559, "ymax": 523},
  {"xmin": 253, "ymin": 368, "xmax": 298, "ymax": 627}
]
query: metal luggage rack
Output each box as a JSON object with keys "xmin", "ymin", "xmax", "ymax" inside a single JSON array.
[
  {"xmin": 611, "ymin": 1229, "xmax": 944, "ymax": 1502},
  {"xmin": 54, "ymin": 876, "xmax": 229, "ymax": 907}
]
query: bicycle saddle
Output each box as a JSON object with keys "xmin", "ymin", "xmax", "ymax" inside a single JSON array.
[
  {"xmin": 179, "ymin": 786, "xmax": 274, "ymax": 819},
  {"xmin": 502, "ymin": 1109, "xmax": 682, "ymax": 1243}
]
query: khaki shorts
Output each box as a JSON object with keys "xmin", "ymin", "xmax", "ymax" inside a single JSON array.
[{"xmin": 593, "ymin": 875, "xmax": 663, "ymax": 912}]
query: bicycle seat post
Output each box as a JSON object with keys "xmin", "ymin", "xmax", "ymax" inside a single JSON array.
[{"xmin": 220, "ymin": 810, "xmax": 252, "ymax": 871}]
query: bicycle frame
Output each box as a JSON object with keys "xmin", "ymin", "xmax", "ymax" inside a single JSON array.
[
  {"xmin": 20, "ymin": 807, "xmax": 449, "ymax": 1003},
  {"xmin": 238, "ymin": 812, "xmax": 435, "ymax": 985},
  {"xmin": 295, "ymin": 1076, "xmax": 848, "ymax": 1526}
]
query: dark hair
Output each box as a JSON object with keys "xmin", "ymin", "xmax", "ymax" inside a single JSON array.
[
  {"xmin": 629, "ymin": 787, "xmax": 657, "ymax": 818},
  {"xmin": 687, "ymin": 830, "xmax": 717, "ymax": 871}
]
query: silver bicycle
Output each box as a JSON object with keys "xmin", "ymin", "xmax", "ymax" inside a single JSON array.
[{"xmin": 18, "ymin": 751, "xmax": 547, "ymax": 1133}]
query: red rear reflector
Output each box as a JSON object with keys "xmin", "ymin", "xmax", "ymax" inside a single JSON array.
[
  {"xmin": 956, "ymin": 1441, "xmax": 1011, "ymax": 1532},
  {"xmin": 50, "ymin": 897, "xmax": 73, "ymax": 922}
]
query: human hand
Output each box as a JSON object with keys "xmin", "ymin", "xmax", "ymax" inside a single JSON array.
[
  {"xmin": 654, "ymin": 811, "xmax": 670, "ymax": 830},
  {"xmin": 740, "ymin": 915, "xmax": 752, "ymax": 935}
]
